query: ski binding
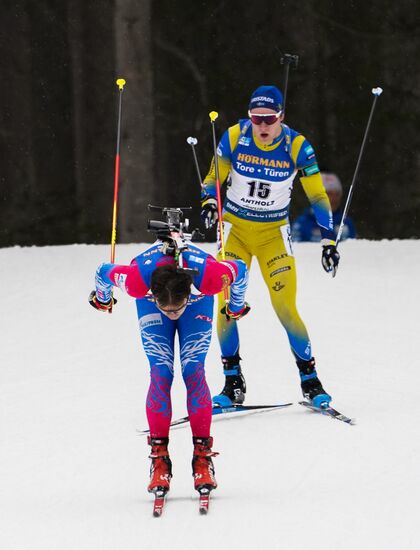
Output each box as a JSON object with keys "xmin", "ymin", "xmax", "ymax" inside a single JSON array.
[
  {"xmin": 198, "ymin": 486, "xmax": 211, "ymax": 515},
  {"xmin": 152, "ymin": 489, "xmax": 167, "ymax": 517}
]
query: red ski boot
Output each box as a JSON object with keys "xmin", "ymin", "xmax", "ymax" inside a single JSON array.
[
  {"xmin": 147, "ymin": 437, "xmax": 172, "ymax": 494},
  {"xmin": 192, "ymin": 436, "xmax": 219, "ymax": 492}
]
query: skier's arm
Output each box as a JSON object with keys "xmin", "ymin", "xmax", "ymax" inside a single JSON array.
[
  {"xmin": 299, "ymin": 173, "xmax": 336, "ymax": 244},
  {"xmin": 202, "ymin": 125, "xmax": 239, "ymax": 197},
  {"xmin": 200, "ymin": 125, "xmax": 241, "ymax": 228},
  {"xmin": 199, "ymin": 256, "xmax": 249, "ymax": 316},
  {"xmin": 93, "ymin": 260, "xmax": 148, "ymax": 304},
  {"xmin": 292, "ymin": 135, "xmax": 335, "ymax": 244},
  {"xmin": 291, "ymin": 135, "xmax": 340, "ymax": 275}
]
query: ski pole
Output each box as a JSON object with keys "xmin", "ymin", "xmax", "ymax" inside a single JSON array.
[
  {"xmin": 336, "ymin": 87, "xmax": 383, "ymax": 246},
  {"xmin": 280, "ymin": 53, "xmax": 299, "ymax": 116},
  {"xmin": 208, "ymin": 111, "xmax": 226, "ymax": 259},
  {"xmin": 186, "ymin": 136, "xmax": 203, "ymax": 188},
  {"xmin": 209, "ymin": 111, "xmax": 229, "ymax": 302},
  {"xmin": 110, "ymin": 78, "xmax": 126, "ymax": 264}
]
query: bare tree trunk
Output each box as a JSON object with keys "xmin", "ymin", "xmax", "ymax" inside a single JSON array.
[
  {"xmin": 66, "ymin": 1, "xmax": 116, "ymax": 245},
  {"xmin": 115, "ymin": 0, "xmax": 155, "ymax": 244},
  {"xmin": 0, "ymin": 2, "xmax": 36, "ymax": 246},
  {"xmin": 67, "ymin": 0, "xmax": 86, "ymax": 241}
]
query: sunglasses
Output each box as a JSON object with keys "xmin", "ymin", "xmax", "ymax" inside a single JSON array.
[
  {"xmin": 156, "ymin": 299, "xmax": 188, "ymax": 314},
  {"xmin": 248, "ymin": 110, "xmax": 282, "ymax": 125}
]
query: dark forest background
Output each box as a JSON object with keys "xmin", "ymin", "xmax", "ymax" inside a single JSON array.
[{"xmin": 1, "ymin": 0, "xmax": 419, "ymax": 247}]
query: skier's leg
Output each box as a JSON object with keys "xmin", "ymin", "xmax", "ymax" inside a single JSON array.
[
  {"xmin": 192, "ymin": 436, "xmax": 218, "ymax": 492},
  {"xmin": 257, "ymin": 224, "xmax": 311, "ymax": 360},
  {"xmin": 257, "ymin": 224, "xmax": 331, "ymax": 405},
  {"xmin": 178, "ymin": 295, "xmax": 214, "ymax": 438},
  {"xmin": 214, "ymin": 221, "xmax": 252, "ymax": 405},
  {"xmin": 177, "ymin": 296, "xmax": 219, "ymax": 492},
  {"xmin": 147, "ymin": 436, "xmax": 172, "ymax": 494},
  {"xmin": 136, "ymin": 297, "xmax": 176, "ymax": 438}
]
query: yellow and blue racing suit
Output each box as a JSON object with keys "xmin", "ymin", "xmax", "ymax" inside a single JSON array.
[{"xmin": 202, "ymin": 119, "xmax": 335, "ymax": 362}]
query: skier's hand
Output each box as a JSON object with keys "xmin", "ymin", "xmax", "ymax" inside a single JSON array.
[
  {"xmin": 88, "ymin": 290, "xmax": 117, "ymax": 313},
  {"xmin": 322, "ymin": 245, "xmax": 340, "ymax": 277},
  {"xmin": 221, "ymin": 302, "xmax": 251, "ymax": 321},
  {"xmin": 200, "ymin": 196, "xmax": 218, "ymax": 229}
]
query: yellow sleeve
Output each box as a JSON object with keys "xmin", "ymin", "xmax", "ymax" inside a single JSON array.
[
  {"xmin": 300, "ymin": 172, "xmax": 329, "ymax": 205},
  {"xmin": 202, "ymin": 124, "xmax": 241, "ymax": 196},
  {"xmin": 300, "ymin": 172, "xmax": 336, "ymax": 242},
  {"xmin": 290, "ymin": 134, "xmax": 306, "ymax": 165},
  {"xmin": 289, "ymin": 132, "xmax": 335, "ymax": 242}
]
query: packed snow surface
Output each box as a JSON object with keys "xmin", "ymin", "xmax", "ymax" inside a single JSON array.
[{"xmin": 1, "ymin": 240, "xmax": 419, "ymax": 549}]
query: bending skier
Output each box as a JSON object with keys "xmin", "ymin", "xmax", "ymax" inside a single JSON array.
[
  {"xmin": 88, "ymin": 208, "xmax": 249, "ymax": 501},
  {"xmin": 201, "ymin": 85, "xmax": 340, "ymax": 409}
]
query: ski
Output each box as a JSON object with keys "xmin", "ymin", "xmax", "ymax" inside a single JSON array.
[
  {"xmin": 152, "ymin": 489, "xmax": 167, "ymax": 517},
  {"xmin": 299, "ymin": 401, "xmax": 355, "ymax": 425},
  {"xmin": 138, "ymin": 403, "xmax": 293, "ymax": 434},
  {"xmin": 198, "ymin": 487, "xmax": 211, "ymax": 515},
  {"xmin": 212, "ymin": 403, "xmax": 292, "ymax": 416}
]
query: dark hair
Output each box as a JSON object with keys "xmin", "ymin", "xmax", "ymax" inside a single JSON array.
[{"xmin": 150, "ymin": 264, "xmax": 192, "ymax": 306}]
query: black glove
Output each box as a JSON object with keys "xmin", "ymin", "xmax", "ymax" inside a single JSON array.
[
  {"xmin": 200, "ymin": 196, "xmax": 218, "ymax": 229},
  {"xmin": 322, "ymin": 245, "xmax": 340, "ymax": 277},
  {"xmin": 88, "ymin": 290, "xmax": 117, "ymax": 313},
  {"xmin": 220, "ymin": 302, "xmax": 251, "ymax": 321}
]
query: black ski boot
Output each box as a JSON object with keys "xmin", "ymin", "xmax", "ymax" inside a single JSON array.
[
  {"xmin": 297, "ymin": 357, "xmax": 331, "ymax": 408},
  {"xmin": 212, "ymin": 354, "xmax": 246, "ymax": 406}
]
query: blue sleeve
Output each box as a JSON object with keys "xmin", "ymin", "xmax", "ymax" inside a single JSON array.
[
  {"xmin": 95, "ymin": 263, "xmax": 115, "ymax": 302},
  {"xmin": 227, "ymin": 260, "xmax": 248, "ymax": 313}
]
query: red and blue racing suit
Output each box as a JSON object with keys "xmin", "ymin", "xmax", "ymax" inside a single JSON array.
[{"xmin": 94, "ymin": 242, "xmax": 248, "ymax": 438}]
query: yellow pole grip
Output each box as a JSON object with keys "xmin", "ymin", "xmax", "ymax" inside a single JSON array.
[{"xmin": 116, "ymin": 78, "xmax": 126, "ymax": 90}]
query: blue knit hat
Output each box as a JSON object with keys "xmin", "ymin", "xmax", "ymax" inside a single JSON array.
[{"xmin": 249, "ymin": 85, "xmax": 283, "ymax": 112}]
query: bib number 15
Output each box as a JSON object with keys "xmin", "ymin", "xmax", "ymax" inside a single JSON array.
[{"xmin": 247, "ymin": 181, "xmax": 271, "ymax": 199}]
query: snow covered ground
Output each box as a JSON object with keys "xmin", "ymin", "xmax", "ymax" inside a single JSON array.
[{"xmin": 1, "ymin": 239, "xmax": 419, "ymax": 550}]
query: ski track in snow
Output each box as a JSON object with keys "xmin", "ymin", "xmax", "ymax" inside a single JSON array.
[{"xmin": 0, "ymin": 240, "xmax": 419, "ymax": 550}]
